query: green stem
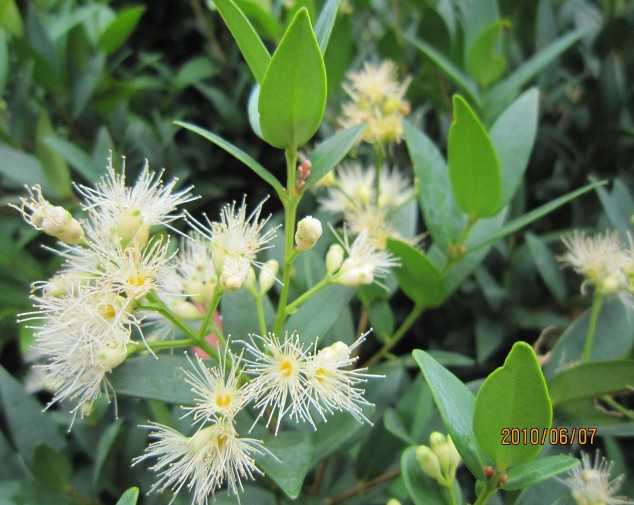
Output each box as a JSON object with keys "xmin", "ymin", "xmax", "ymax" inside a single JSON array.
[
  {"xmin": 144, "ymin": 339, "xmax": 192, "ymax": 352},
  {"xmin": 198, "ymin": 290, "xmax": 224, "ymax": 345},
  {"xmin": 285, "ymin": 276, "xmax": 332, "ymax": 315},
  {"xmin": 273, "ymin": 148, "xmax": 299, "ymax": 336},
  {"xmin": 600, "ymin": 394, "xmax": 634, "ymax": 420},
  {"xmin": 365, "ymin": 303, "xmax": 425, "ymax": 367},
  {"xmin": 473, "ymin": 480, "xmax": 498, "ymax": 505},
  {"xmin": 582, "ymin": 294, "xmax": 602, "ymax": 363},
  {"xmin": 442, "ymin": 483, "xmax": 458, "ymax": 505},
  {"xmin": 441, "ymin": 214, "xmax": 479, "ymax": 275}
]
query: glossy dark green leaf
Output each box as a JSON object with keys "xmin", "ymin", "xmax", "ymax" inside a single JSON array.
[
  {"xmin": 448, "ymin": 95, "xmax": 502, "ymax": 217},
  {"xmin": 387, "ymin": 239, "xmax": 444, "ymax": 308},
  {"xmin": 96, "ymin": 5, "xmax": 146, "ymax": 55},
  {"xmin": 404, "ymin": 120, "xmax": 466, "ymax": 250},
  {"xmin": 115, "ymin": 487, "xmax": 139, "ymax": 505},
  {"xmin": 259, "ymin": 9, "xmax": 327, "ymax": 149},
  {"xmin": 109, "ymin": 355, "xmax": 195, "ymax": 404},
  {"xmin": 549, "ymin": 360, "xmax": 634, "ymax": 424},
  {"xmin": 33, "ymin": 445, "xmax": 71, "ymax": 491},
  {"xmin": 305, "ymin": 123, "xmax": 366, "ymax": 191},
  {"xmin": 490, "ymin": 88, "xmax": 539, "ymax": 206},
  {"xmin": 175, "ymin": 121, "xmax": 284, "ymax": 196},
  {"xmin": 0, "ymin": 365, "xmax": 65, "ymax": 467},
  {"xmin": 473, "ymin": 342, "xmax": 552, "ymax": 471},
  {"xmin": 413, "ymin": 350, "xmax": 489, "ymax": 479},
  {"xmin": 214, "ymin": 0, "xmax": 271, "ymax": 83},
  {"xmin": 256, "ymin": 431, "xmax": 313, "ymax": 499},
  {"xmin": 504, "ymin": 455, "xmax": 579, "ymax": 490}
]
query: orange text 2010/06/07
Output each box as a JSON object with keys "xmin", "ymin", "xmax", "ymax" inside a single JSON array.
[{"xmin": 500, "ymin": 427, "xmax": 597, "ymax": 446}]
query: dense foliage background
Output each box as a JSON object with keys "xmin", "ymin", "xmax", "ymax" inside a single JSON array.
[{"xmin": 0, "ymin": 0, "xmax": 632, "ymax": 504}]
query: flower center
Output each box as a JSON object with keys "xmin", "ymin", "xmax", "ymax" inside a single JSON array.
[{"xmin": 279, "ymin": 358, "xmax": 295, "ymax": 378}]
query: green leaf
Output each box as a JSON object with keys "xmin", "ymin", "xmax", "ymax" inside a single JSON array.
[
  {"xmin": 175, "ymin": 121, "xmax": 284, "ymax": 196},
  {"xmin": 593, "ymin": 176, "xmax": 634, "ymax": 237},
  {"xmin": 33, "ymin": 445, "xmax": 71, "ymax": 491},
  {"xmin": 490, "ymin": 88, "xmax": 539, "ymax": 206},
  {"xmin": 466, "ymin": 20, "xmax": 510, "ymax": 87},
  {"xmin": 401, "ymin": 446, "xmax": 446, "ymax": 505},
  {"xmin": 115, "ymin": 487, "xmax": 139, "ymax": 505},
  {"xmin": 174, "ymin": 56, "xmax": 217, "ymax": 89},
  {"xmin": 0, "ymin": 365, "xmax": 65, "ymax": 467},
  {"xmin": 93, "ymin": 418, "xmax": 123, "ymax": 486},
  {"xmin": 314, "ymin": 0, "xmax": 340, "ymax": 53},
  {"xmin": 258, "ymin": 8, "xmax": 327, "ymax": 149},
  {"xmin": 222, "ymin": 288, "xmax": 275, "ymax": 339},
  {"xmin": 234, "ymin": 0, "xmax": 280, "ymax": 40},
  {"xmin": 548, "ymin": 361, "xmax": 634, "ymax": 424},
  {"xmin": 504, "ymin": 455, "xmax": 579, "ymax": 490},
  {"xmin": 484, "ymin": 29, "xmax": 587, "ymax": 119},
  {"xmin": 525, "ymin": 233, "xmax": 566, "ymax": 304},
  {"xmin": 413, "ymin": 350, "xmax": 489, "ymax": 479},
  {"xmin": 448, "ymin": 95, "xmax": 501, "ymax": 217},
  {"xmin": 305, "ymin": 123, "xmax": 366, "ymax": 191},
  {"xmin": 96, "ymin": 5, "xmax": 146, "ymax": 55},
  {"xmin": 387, "ymin": 239, "xmax": 444, "ymax": 308},
  {"xmin": 0, "ymin": 145, "xmax": 46, "ymax": 189},
  {"xmin": 284, "ymin": 285, "xmax": 354, "ymax": 347},
  {"xmin": 468, "ymin": 181, "xmax": 606, "ymax": 252},
  {"xmin": 109, "ymin": 356, "xmax": 195, "ymax": 404},
  {"xmin": 36, "ymin": 111, "xmax": 72, "ymax": 198},
  {"xmin": 0, "ymin": 31, "xmax": 8, "ymax": 96},
  {"xmin": 43, "ymin": 136, "xmax": 104, "ymax": 183},
  {"xmin": 71, "ymin": 53, "xmax": 105, "ymax": 119},
  {"xmin": 404, "ymin": 120, "xmax": 466, "ymax": 250},
  {"xmin": 543, "ymin": 297, "xmax": 634, "ymax": 380},
  {"xmin": 214, "ymin": 0, "xmax": 271, "ymax": 82},
  {"xmin": 357, "ymin": 417, "xmax": 402, "ymax": 479},
  {"xmin": 407, "ymin": 35, "xmax": 480, "ymax": 107},
  {"xmin": 0, "ymin": 0, "xmax": 24, "ymax": 36},
  {"xmin": 473, "ymin": 342, "xmax": 552, "ymax": 471},
  {"xmin": 256, "ymin": 431, "xmax": 313, "ymax": 499}
]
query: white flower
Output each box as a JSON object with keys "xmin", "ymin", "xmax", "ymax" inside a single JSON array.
[
  {"xmin": 241, "ymin": 332, "xmax": 313, "ymax": 433},
  {"xmin": 187, "ymin": 198, "xmax": 278, "ymax": 292},
  {"xmin": 333, "ymin": 229, "xmax": 399, "ymax": 287},
  {"xmin": 175, "ymin": 234, "xmax": 218, "ymax": 303},
  {"xmin": 304, "ymin": 333, "xmax": 377, "ymax": 424},
  {"xmin": 182, "ymin": 350, "xmax": 250, "ymax": 424},
  {"xmin": 136, "ymin": 419, "xmax": 265, "ymax": 504},
  {"xmin": 258, "ymin": 259, "xmax": 278, "ymax": 294},
  {"xmin": 319, "ymin": 163, "xmax": 376, "ymax": 214},
  {"xmin": 560, "ymin": 451, "xmax": 633, "ymax": 505},
  {"xmin": 76, "ymin": 157, "xmax": 197, "ymax": 246},
  {"xmin": 378, "ymin": 166, "xmax": 413, "ymax": 209}
]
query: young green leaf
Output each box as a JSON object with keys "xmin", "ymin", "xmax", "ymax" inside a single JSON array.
[
  {"xmin": 413, "ymin": 350, "xmax": 489, "ymax": 479},
  {"xmin": 305, "ymin": 123, "xmax": 366, "ymax": 191},
  {"xmin": 387, "ymin": 239, "xmax": 445, "ymax": 308},
  {"xmin": 214, "ymin": 0, "xmax": 271, "ymax": 83},
  {"xmin": 404, "ymin": 120, "xmax": 466, "ymax": 250},
  {"xmin": 314, "ymin": 0, "xmax": 340, "ymax": 53},
  {"xmin": 525, "ymin": 232, "xmax": 566, "ymax": 304},
  {"xmin": 175, "ymin": 120, "xmax": 284, "ymax": 197},
  {"xmin": 473, "ymin": 342, "xmax": 552, "ymax": 471},
  {"xmin": 448, "ymin": 95, "xmax": 502, "ymax": 218},
  {"xmin": 96, "ymin": 5, "xmax": 146, "ymax": 55},
  {"xmin": 33, "ymin": 445, "xmax": 72, "ymax": 491},
  {"xmin": 258, "ymin": 8, "xmax": 327, "ymax": 149},
  {"xmin": 36, "ymin": 111, "xmax": 71, "ymax": 199},
  {"xmin": 504, "ymin": 455, "xmax": 579, "ymax": 490},
  {"xmin": 490, "ymin": 88, "xmax": 539, "ymax": 206},
  {"xmin": 466, "ymin": 20, "xmax": 510, "ymax": 87},
  {"xmin": 115, "ymin": 487, "xmax": 139, "ymax": 505}
]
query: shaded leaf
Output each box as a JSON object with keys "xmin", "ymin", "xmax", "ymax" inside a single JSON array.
[{"xmin": 97, "ymin": 5, "xmax": 146, "ymax": 55}]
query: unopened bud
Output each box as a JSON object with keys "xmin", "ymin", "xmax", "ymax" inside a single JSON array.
[
  {"xmin": 386, "ymin": 500, "xmax": 402, "ymax": 505},
  {"xmin": 295, "ymin": 216, "xmax": 322, "ymax": 251},
  {"xmin": 184, "ymin": 279, "xmax": 216, "ymax": 304},
  {"xmin": 599, "ymin": 274, "xmax": 621, "ymax": 295},
  {"xmin": 416, "ymin": 445, "xmax": 443, "ymax": 482},
  {"xmin": 259, "ymin": 259, "xmax": 278, "ymax": 294},
  {"xmin": 336, "ymin": 258, "xmax": 373, "ymax": 287},
  {"xmin": 170, "ymin": 300, "xmax": 202, "ymax": 320},
  {"xmin": 98, "ymin": 342, "xmax": 130, "ymax": 370},
  {"xmin": 220, "ymin": 257, "xmax": 249, "ymax": 292},
  {"xmin": 116, "ymin": 209, "xmax": 145, "ymax": 246},
  {"xmin": 326, "ymin": 244, "xmax": 344, "ymax": 274}
]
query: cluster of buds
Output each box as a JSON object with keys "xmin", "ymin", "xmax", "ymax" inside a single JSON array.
[
  {"xmin": 296, "ymin": 158, "xmax": 312, "ymax": 193},
  {"xmin": 415, "ymin": 432, "xmax": 462, "ymax": 487}
]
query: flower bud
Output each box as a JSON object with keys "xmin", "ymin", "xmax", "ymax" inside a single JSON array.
[
  {"xmin": 259, "ymin": 259, "xmax": 278, "ymax": 294},
  {"xmin": 416, "ymin": 445, "xmax": 443, "ymax": 482},
  {"xmin": 184, "ymin": 279, "xmax": 216, "ymax": 304},
  {"xmin": 387, "ymin": 500, "xmax": 402, "ymax": 505},
  {"xmin": 98, "ymin": 342, "xmax": 130, "ymax": 370},
  {"xmin": 116, "ymin": 209, "xmax": 145, "ymax": 246},
  {"xmin": 170, "ymin": 300, "xmax": 203, "ymax": 320},
  {"xmin": 336, "ymin": 258, "xmax": 374, "ymax": 287},
  {"xmin": 599, "ymin": 274, "xmax": 621, "ymax": 295},
  {"xmin": 295, "ymin": 216, "xmax": 322, "ymax": 251},
  {"xmin": 220, "ymin": 257, "xmax": 249, "ymax": 292},
  {"xmin": 326, "ymin": 244, "xmax": 344, "ymax": 274}
]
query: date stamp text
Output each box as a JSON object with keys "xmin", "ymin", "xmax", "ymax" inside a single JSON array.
[{"xmin": 501, "ymin": 427, "xmax": 596, "ymax": 446}]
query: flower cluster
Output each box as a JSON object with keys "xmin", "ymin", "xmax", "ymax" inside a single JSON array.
[
  {"xmin": 338, "ymin": 60, "xmax": 411, "ymax": 145},
  {"xmin": 559, "ymin": 230, "xmax": 634, "ymax": 308},
  {"xmin": 318, "ymin": 162, "xmax": 415, "ymax": 248},
  {"xmin": 560, "ymin": 451, "xmax": 634, "ymax": 505},
  {"xmin": 136, "ymin": 331, "xmax": 377, "ymax": 503}
]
